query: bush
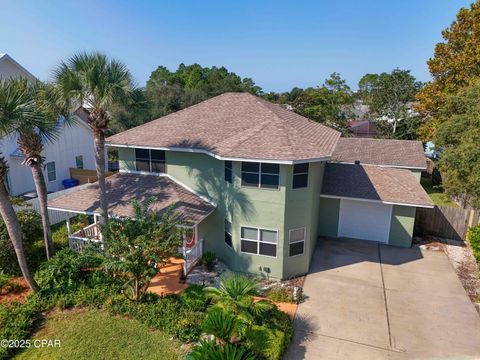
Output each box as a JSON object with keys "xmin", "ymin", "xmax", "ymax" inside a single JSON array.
[
  {"xmin": 180, "ymin": 284, "xmax": 210, "ymax": 311},
  {"xmin": 468, "ymin": 224, "xmax": 480, "ymax": 263},
  {"xmin": 0, "ymin": 210, "xmax": 42, "ymax": 276},
  {"xmin": 266, "ymin": 287, "xmax": 294, "ymax": 303},
  {"xmin": 35, "ymin": 248, "xmax": 104, "ymax": 294},
  {"xmin": 201, "ymin": 251, "xmax": 216, "ymax": 265},
  {"xmin": 244, "ymin": 325, "xmax": 285, "ymax": 360},
  {"xmin": 189, "ymin": 340, "xmax": 256, "ymax": 360}
]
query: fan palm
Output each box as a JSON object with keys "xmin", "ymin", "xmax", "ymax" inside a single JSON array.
[
  {"xmin": 0, "ymin": 80, "xmax": 40, "ymax": 291},
  {"xmin": 54, "ymin": 52, "xmax": 135, "ymax": 223},
  {"xmin": 1, "ymin": 79, "xmax": 64, "ymax": 260},
  {"xmin": 189, "ymin": 340, "xmax": 256, "ymax": 360},
  {"xmin": 204, "ymin": 272, "xmax": 276, "ymax": 324}
]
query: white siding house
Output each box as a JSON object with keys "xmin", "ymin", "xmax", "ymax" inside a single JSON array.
[{"xmin": 0, "ymin": 53, "xmax": 96, "ymax": 196}]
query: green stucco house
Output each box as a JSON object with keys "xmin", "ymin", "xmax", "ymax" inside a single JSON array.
[{"xmin": 48, "ymin": 93, "xmax": 433, "ymax": 280}]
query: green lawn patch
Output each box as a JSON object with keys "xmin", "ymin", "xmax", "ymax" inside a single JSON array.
[
  {"xmin": 14, "ymin": 309, "xmax": 188, "ymax": 360},
  {"xmin": 420, "ymin": 177, "xmax": 458, "ymax": 207}
]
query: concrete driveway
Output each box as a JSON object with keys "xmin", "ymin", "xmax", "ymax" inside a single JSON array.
[{"xmin": 286, "ymin": 238, "xmax": 480, "ymax": 359}]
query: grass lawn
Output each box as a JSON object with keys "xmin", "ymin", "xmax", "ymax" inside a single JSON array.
[
  {"xmin": 14, "ymin": 309, "xmax": 189, "ymax": 360},
  {"xmin": 420, "ymin": 177, "xmax": 458, "ymax": 207}
]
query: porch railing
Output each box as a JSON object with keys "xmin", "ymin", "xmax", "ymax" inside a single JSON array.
[
  {"xmin": 68, "ymin": 223, "xmax": 103, "ymax": 252},
  {"xmin": 184, "ymin": 238, "xmax": 204, "ymax": 274}
]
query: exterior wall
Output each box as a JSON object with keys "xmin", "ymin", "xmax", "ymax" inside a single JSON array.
[
  {"xmin": 388, "ymin": 205, "xmax": 416, "ymax": 247},
  {"xmin": 283, "ymin": 162, "xmax": 324, "ymax": 278},
  {"xmin": 1, "ymin": 120, "xmax": 95, "ymax": 196},
  {"xmin": 0, "ymin": 57, "xmax": 36, "ymax": 82},
  {"xmin": 115, "ymin": 146, "xmax": 327, "ymax": 279},
  {"xmin": 318, "ymin": 197, "xmax": 340, "ymax": 237},
  {"xmin": 411, "ymin": 170, "xmax": 422, "ymax": 182}
]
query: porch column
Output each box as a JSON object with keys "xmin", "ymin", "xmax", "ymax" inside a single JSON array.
[
  {"xmin": 182, "ymin": 229, "xmax": 187, "ymax": 276},
  {"xmin": 66, "ymin": 217, "xmax": 71, "ymax": 249}
]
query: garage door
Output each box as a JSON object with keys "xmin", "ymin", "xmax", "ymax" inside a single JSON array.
[{"xmin": 338, "ymin": 199, "xmax": 392, "ymax": 243}]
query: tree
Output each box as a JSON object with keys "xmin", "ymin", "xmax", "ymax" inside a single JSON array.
[
  {"xmin": 54, "ymin": 52, "xmax": 135, "ymax": 222},
  {"xmin": 415, "ymin": 1, "xmax": 480, "ymax": 139},
  {"xmin": 101, "ymin": 199, "xmax": 183, "ymax": 301},
  {"xmin": 433, "ymin": 82, "xmax": 480, "ymax": 208},
  {"xmin": 292, "ymin": 73, "xmax": 354, "ymax": 132},
  {"xmin": 358, "ymin": 69, "xmax": 422, "ymax": 136}
]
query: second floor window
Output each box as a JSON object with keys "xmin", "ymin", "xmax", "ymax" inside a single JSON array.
[
  {"xmin": 46, "ymin": 161, "xmax": 56, "ymax": 182},
  {"xmin": 292, "ymin": 163, "xmax": 309, "ymax": 189},
  {"xmin": 241, "ymin": 162, "xmax": 279, "ymax": 189},
  {"xmin": 75, "ymin": 155, "xmax": 84, "ymax": 169},
  {"xmin": 135, "ymin": 148, "xmax": 166, "ymax": 173},
  {"xmin": 225, "ymin": 161, "xmax": 232, "ymax": 183}
]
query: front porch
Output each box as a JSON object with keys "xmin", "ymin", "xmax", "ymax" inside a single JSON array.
[{"xmin": 49, "ymin": 172, "xmax": 216, "ymax": 277}]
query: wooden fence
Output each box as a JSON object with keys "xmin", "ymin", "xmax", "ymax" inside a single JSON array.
[{"xmin": 414, "ymin": 205, "xmax": 480, "ymax": 241}]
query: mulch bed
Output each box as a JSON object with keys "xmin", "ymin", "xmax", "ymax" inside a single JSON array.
[{"xmin": 0, "ymin": 277, "xmax": 31, "ymax": 304}]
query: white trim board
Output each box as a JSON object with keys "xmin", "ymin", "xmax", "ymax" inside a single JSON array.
[
  {"xmin": 320, "ymin": 194, "xmax": 434, "ymax": 209},
  {"xmin": 107, "ymin": 143, "xmax": 330, "ymax": 165},
  {"xmin": 333, "ymin": 161, "xmax": 426, "ymax": 171}
]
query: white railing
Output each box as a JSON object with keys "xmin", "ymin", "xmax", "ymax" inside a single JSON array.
[
  {"xmin": 69, "ymin": 223, "xmax": 103, "ymax": 252},
  {"xmin": 184, "ymin": 238, "xmax": 204, "ymax": 274}
]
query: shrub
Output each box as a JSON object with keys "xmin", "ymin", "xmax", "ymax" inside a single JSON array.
[
  {"xmin": 201, "ymin": 251, "xmax": 216, "ymax": 265},
  {"xmin": 35, "ymin": 248, "xmax": 104, "ymax": 294},
  {"xmin": 468, "ymin": 224, "xmax": 480, "ymax": 264},
  {"xmin": 0, "ymin": 210, "xmax": 42, "ymax": 275},
  {"xmin": 244, "ymin": 325, "xmax": 285, "ymax": 360},
  {"xmin": 266, "ymin": 287, "xmax": 294, "ymax": 303},
  {"xmin": 189, "ymin": 340, "xmax": 256, "ymax": 360},
  {"xmin": 180, "ymin": 284, "xmax": 210, "ymax": 311}
]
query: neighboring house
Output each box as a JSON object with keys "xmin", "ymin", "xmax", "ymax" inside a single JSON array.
[
  {"xmin": 347, "ymin": 120, "xmax": 378, "ymax": 137},
  {"xmin": 48, "ymin": 92, "xmax": 432, "ymax": 280},
  {"xmin": 0, "ymin": 53, "xmax": 96, "ymax": 196}
]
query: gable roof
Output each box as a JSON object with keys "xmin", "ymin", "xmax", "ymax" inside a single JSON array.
[
  {"xmin": 321, "ymin": 163, "xmax": 433, "ymax": 208},
  {"xmin": 332, "ymin": 137, "xmax": 427, "ymax": 169},
  {"xmin": 48, "ymin": 173, "xmax": 216, "ymax": 225},
  {"xmin": 106, "ymin": 92, "xmax": 341, "ymax": 163},
  {"xmin": 0, "ymin": 53, "xmax": 37, "ymax": 82}
]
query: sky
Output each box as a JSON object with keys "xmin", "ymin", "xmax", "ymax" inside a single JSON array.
[{"xmin": 0, "ymin": 0, "xmax": 473, "ymax": 92}]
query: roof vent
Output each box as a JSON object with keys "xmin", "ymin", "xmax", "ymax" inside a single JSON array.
[{"xmin": 354, "ymin": 160, "xmax": 361, "ymax": 165}]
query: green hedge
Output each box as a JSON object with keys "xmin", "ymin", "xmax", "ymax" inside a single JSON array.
[{"xmin": 468, "ymin": 224, "xmax": 480, "ymax": 264}]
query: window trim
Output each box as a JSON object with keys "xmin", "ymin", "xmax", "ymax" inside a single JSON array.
[
  {"xmin": 46, "ymin": 161, "xmax": 56, "ymax": 182},
  {"xmin": 292, "ymin": 163, "xmax": 309, "ymax": 189},
  {"xmin": 241, "ymin": 162, "xmax": 280, "ymax": 190},
  {"xmin": 75, "ymin": 155, "xmax": 84, "ymax": 169},
  {"xmin": 239, "ymin": 225, "xmax": 278, "ymax": 258},
  {"xmin": 135, "ymin": 148, "xmax": 166, "ymax": 174},
  {"xmin": 224, "ymin": 219, "xmax": 233, "ymax": 249},
  {"xmin": 288, "ymin": 227, "xmax": 306, "ymax": 257}
]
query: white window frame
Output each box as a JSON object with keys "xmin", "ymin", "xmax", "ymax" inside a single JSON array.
[
  {"xmin": 135, "ymin": 148, "xmax": 166, "ymax": 173},
  {"xmin": 75, "ymin": 155, "xmax": 84, "ymax": 169},
  {"xmin": 46, "ymin": 161, "xmax": 56, "ymax": 182},
  {"xmin": 292, "ymin": 163, "xmax": 309, "ymax": 189},
  {"xmin": 240, "ymin": 225, "xmax": 278, "ymax": 258},
  {"xmin": 224, "ymin": 219, "xmax": 233, "ymax": 248},
  {"xmin": 241, "ymin": 162, "xmax": 280, "ymax": 190},
  {"xmin": 288, "ymin": 227, "xmax": 306, "ymax": 257}
]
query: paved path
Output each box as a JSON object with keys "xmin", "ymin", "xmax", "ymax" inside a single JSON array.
[{"xmin": 285, "ymin": 238, "xmax": 480, "ymax": 359}]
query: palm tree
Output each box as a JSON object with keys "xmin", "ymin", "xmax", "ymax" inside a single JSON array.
[
  {"xmin": 0, "ymin": 80, "xmax": 39, "ymax": 291},
  {"xmin": 54, "ymin": 52, "xmax": 135, "ymax": 223},
  {"xmin": 2, "ymin": 79, "xmax": 63, "ymax": 260}
]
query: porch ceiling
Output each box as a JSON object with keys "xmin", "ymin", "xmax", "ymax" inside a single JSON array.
[{"xmin": 48, "ymin": 173, "xmax": 216, "ymax": 225}]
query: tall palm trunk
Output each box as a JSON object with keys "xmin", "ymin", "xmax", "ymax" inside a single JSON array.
[
  {"xmin": 31, "ymin": 162, "xmax": 53, "ymax": 259},
  {"xmin": 0, "ymin": 173, "xmax": 39, "ymax": 292},
  {"xmin": 18, "ymin": 132, "xmax": 54, "ymax": 259},
  {"xmin": 94, "ymin": 128, "xmax": 108, "ymax": 223}
]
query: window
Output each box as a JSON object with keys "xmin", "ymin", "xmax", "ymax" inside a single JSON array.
[
  {"xmin": 75, "ymin": 155, "xmax": 84, "ymax": 169},
  {"xmin": 135, "ymin": 148, "xmax": 165, "ymax": 173},
  {"xmin": 46, "ymin": 162, "xmax": 56, "ymax": 182},
  {"xmin": 224, "ymin": 161, "xmax": 232, "ymax": 184},
  {"xmin": 241, "ymin": 162, "xmax": 279, "ymax": 189},
  {"xmin": 240, "ymin": 226, "xmax": 277, "ymax": 257},
  {"xmin": 224, "ymin": 219, "xmax": 232, "ymax": 248},
  {"xmin": 289, "ymin": 227, "xmax": 306, "ymax": 256},
  {"xmin": 292, "ymin": 163, "xmax": 309, "ymax": 189}
]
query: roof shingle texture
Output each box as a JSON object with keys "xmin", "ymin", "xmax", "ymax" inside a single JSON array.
[
  {"xmin": 48, "ymin": 173, "xmax": 215, "ymax": 225},
  {"xmin": 106, "ymin": 92, "xmax": 340, "ymax": 161},
  {"xmin": 322, "ymin": 163, "xmax": 433, "ymax": 207},
  {"xmin": 332, "ymin": 137, "xmax": 427, "ymax": 169}
]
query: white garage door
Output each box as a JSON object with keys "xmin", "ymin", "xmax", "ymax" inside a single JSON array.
[{"xmin": 338, "ymin": 199, "xmax": 392, "ymax": 243}]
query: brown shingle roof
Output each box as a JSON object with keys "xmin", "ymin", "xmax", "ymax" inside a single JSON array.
[
  {"xmin": 321, "ymin": 163, "xmax": 433, "ymax": 207},
  {"xmin": 332, "ymin": 138, "xmax": 427, "ymax": 169},
  {"xmin": 106, "ymin": 92, "xmax": 340, "ymax": 162},
  {"xmin": 48, "ymin": 173, "xmax": 215, "ymax": 225}
]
